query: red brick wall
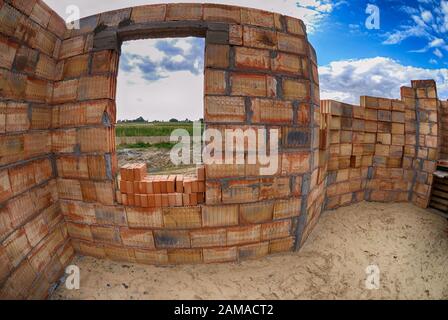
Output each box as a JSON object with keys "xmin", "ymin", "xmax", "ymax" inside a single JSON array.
[
  {"xmin": 52, "ymin": 3, "xmax": 318, "ymax": 265},
  {"xmin": 321, "ymin": 80, "xmax": 440, "ymax": 211},
  {"xmin": 0, "ymin": 1, "xmax": 445, "ymax": 299},
  {"xmin": 0, "ymin": 0, "xmax": 74, "ymax": 299}
]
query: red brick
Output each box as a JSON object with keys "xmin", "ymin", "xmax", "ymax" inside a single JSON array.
[
  {"xmin": 24, "ymin": 215, "xmax": 48, "ymax": 247},
  {"xmin": 261, "ymin": 220, "xmax": 291, "ymax": 240},
  {"xmin": 277, "ymin": 33, "xmax": 306, "ymax": 54},
  {"xmin": 163, "ymin": 207, "xmax": 201, "ymax": 229},
  {"xmin": 154, "ymin": 230, "xmax": 190, "ymax": 249},
  {"xmin": 243, "ymin": 26, "xmax": 277, "ymax": 50},
  {"xmin": 227, "ymin": 225, "xmax": 261, "ymax": 246},
  {"xmin": 0, "ymin": 169, "xmax": 12, "ymax": 203},
  {"xmin": 235, "ymin": 47, "xmax": 270, "ymax": 70},
  {"xmin": 131, "ymin": 4, "xmax": 166, "ymax": 23},
  {"xmin": 191, "ymin": 228, "xmax": 226, "ymax": 248},
  {"xmin": 229, "ymin": 24, "xmax": 243, "ymax": 45},
  {"xmin": 29, "ymin": 1, "xmax": 52, "ymax": 28},
  {"xmin": 273, "ymin": 198, "xmax": 301, "ymax": 219},
  {"xmin": 120, "ymin": 228, "xmax": 154, "ymax": 249},
  {"xmin": 231, "ymin": 73, "xmax": 267, "ymax": 96},
  {"xmin": 104, "ymin": 245, "xmax": 136, "ymax": 263},
  {"xmin": 59, "ymin": 36, "xmax": 85, "ymax": 60},
  {"xmin": 205, "ymin": 69, "xmax": 226, "ymax": 95},
  {"xmin": 281, "ymin": 152, "xmax": 310, "ymax": 175},
  {"xmin": 203, "ymin": 247, "xmax": 237, "ymax": 263},
  {"xmin": 241, "ymin": 8, "xmax": 274, "ymax": 28},
  {"xmin": 285, "ymin": 16, "xmax": 305, "ymax": 35},
  {"xmin": 222, "ymin": 179, "xmax": 260, "ymax": 204},
  {"xmin": 134, "ymin": 249, "xmax": 168, "ymax": 265},
  {"xmin": 126, "ymin": 207, "xmax": 163, "ymax": 228},
  {"xmin": 271, "ymin": 52, "xmax": 302, "ymax": 74},
  {"xmin": 6, "ymin": 193, "xmax": 36, "ymax": 228},
  {"xmin": 166, "ymin": 3, "xmax": 202, "ymax": 21},
  {"xmin": 168, "ymin": 249, "xmax": 202, "ymax": 264},
  {"xmin": 240, "ymin": 198, "xmax": 273, "ymax": 225},
  {"xmin": 78, "ymin": 76, "xmax": 115, "ymax": 100},
  {"xmin": 269, "ymin": 236, "xmax": 294, "ymax": 253},
  {"xmin": 202, "ymin": 204, "xmax": 239, "ymax": 227},
  {"xmin": 203, "ymin": 4, "xmax": 240, "ymax": 23},
  {"xmin": 283, "ymin": 79, "xmax": 309, "ymax": 100},
  {"xmin": 239, "ymin": 242, "xmax": 269, "ymax": 260},
  {"xmin": 0, "ymin": 35, "xmax": 18, "ymax": 69}
]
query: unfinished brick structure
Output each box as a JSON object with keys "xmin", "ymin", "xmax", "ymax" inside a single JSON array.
[{"xmin": 0, "ymin": 1, "xmax": 446, "ymax": 299}]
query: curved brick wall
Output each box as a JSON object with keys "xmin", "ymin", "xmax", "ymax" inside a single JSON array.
[
  {"xmin": 0, "ymin": 1, "xmax": 445, "ymax": 299},
  {"xmin": 52, "ymin": 3, "xmax": 322, "ymax": 265}
]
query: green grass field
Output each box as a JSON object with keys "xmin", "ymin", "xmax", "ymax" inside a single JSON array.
[{"xmin": 116, "ymin": 122, "xmax": 203, "ymax": 137}]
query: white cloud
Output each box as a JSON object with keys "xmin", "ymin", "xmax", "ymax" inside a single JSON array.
[
  {"xmin": 319, "ymin": 57, "xmax": 448, "ymax": 104},
  {"xmin": 383, "ymin": 1, "xmax": 448, "ymax": 60},
  {"xmin": 44, "ymin": 0, "xmax": 338, "ymax": 33}
]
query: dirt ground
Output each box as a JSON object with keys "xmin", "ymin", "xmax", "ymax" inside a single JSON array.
[
  {"xmin": 51, "ymin": 202, "xmax": 448, "ymax": 300},
  {"xmin": 117, "ymin": 148, "xmax": 197, "ymax": 175}
]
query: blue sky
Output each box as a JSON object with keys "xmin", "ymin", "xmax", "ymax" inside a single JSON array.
[{"xmin": 46, "ymin": 0, "xmax": 448, "ymax": 120}]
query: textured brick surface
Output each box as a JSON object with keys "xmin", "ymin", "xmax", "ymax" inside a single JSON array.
[{"xmin": 0, "ymin": 2, "xmax": 443, "ymax": 288}]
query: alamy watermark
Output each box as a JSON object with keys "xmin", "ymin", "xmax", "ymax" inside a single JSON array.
[
  {"xmin": 65, "ymin": 265, "xmax": 80, "ymax": 290},
  {"xmin": 170, "ymin": 122, "xmax": 279, "ymax": 176},
  {"xmin": 365, "ymin": 265, "xmax": 380, "ymax": 290},
  {"xmin": 365, "ymin": 4, "xmax": 380, "ymax": 30}
]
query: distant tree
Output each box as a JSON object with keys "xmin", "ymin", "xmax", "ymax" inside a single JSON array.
[
  {"xmin": 169, "ymin": 118, "xmax": 179, "ymax": 122},
  {"xmin": 133, "ymin": 116, "xmax": 146, "ymax": 123}
]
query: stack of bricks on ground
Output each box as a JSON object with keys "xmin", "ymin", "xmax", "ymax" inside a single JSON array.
[
  {"xmin": 0, "ymin": 0, "xmax": 447, "ymax": 300},
  {"xmin": 118, "ymin": 164, "xmax": 205, "ymax": 207}
]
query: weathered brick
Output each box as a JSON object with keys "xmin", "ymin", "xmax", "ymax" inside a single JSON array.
[
  {"xmin": 243, "ymin": 26, "xmax": 277, "ymax": 50},
  {"xmin": 168, "ymin": 249, "xmax": 202, "ymax": 264},
  {"xmin": 261, "ymin": 220, "xmax": 291, "ymax": 240},
  {"xmin": 163, "ymin": 207, "xmax": 202, "ymax": 229},
  {"xmin": 222, "ymin": 179, "xmax": 260, "ymax": 204},
  {"xmin": 235, "ymin": 47, "xmax": 270, "ymax": 70},
  {"xmin": 277, "ymin": 33, "xmax": 306, "ymax": 54},
  {"xmin": 281, "ymin": 152, "xmax": 310, "ymax": 175},
  {"xmin": 231, "ymin": 73, "xmax": 266, "ymax": 96},
  {"xmin": 134, "ymin": 249, "xmax": 168, "ymax": 265},
  {"xmin": 240, "ymin": 201, "xmax": 273, "ymax": 224},
  {"xmin": 154, "ymin": 230, "xmax": 190, "ymax": 249},
  {"xmin": 126, "ymin": 208, "xmax": 163, "ymax": 228},
  {"xmin": 131, "ymin": 4, "xmax": 166, "ymax": 23},
  {"xmin": 227, "ymin": 225, "xmax": 261, "ymax": 246},
  {"xmin": 78, "ymin": 76, "xmax": 115, "ymax": 100},
  {"xmin": 203, "ymin": 247, "xmax": 237, "ymax": 263},
  {"xmin": 202, "ymin": 204, "xmax": 239, "ymax": 227},
  {"xmin": 52, "ymin": 79, "xmax": 78, "ymax": 104},
  {"xmin": 285, "ymin": 16, "xmax": 305, "ymax": 35},
  {"xmin": 0, "ymin": 35, "xmax": 18, "ymax": 69},
  {"xmin": 29, "ymin": 1, "xmax": 52, "ymax": 28},
  {"xmin": 205, "ymin": 96, "xmax": 245, "ymax": 123},
  {"xmin": 205, "ymin": 44, "xmax": 229, "ymax": 68},
  {"xmin": 241, "ymin": 8, "xmax": 274, "ymax": 28},
  {"xmin": 166, "ymin": 3, "xmax": 202, "ymax": 21},
  {"xmin": 99, "ymin": 8, "xmax": 132, "ymax": 27},
  {"xmin": 273, "ymin": 198, "xmax": 301, "ymax": 219},
  {"xmin": 205, "ymin": 69, "xmax": 227, "ymax": 94},
  {"xmin": 59, "ymin": 36, "xmax": 85, "ymax": 60},
  {"xmin": 282, "ymin": 79, "xmax": 309, "ymax": 100},
  {"xmin": 104, "ymin": 245, "xmax": 136, "ymax": 263},
  {"xmin": 191, "ymin": 228, "xmax": 226, "ymax": 248},
  {"xmin": 23, "ymin": 215, "xmax": 48, "ymax": 247},
  {"xmin": 269, "ymin": 236, "xmax": 294, "ymax": 253},
  {"xmin": 239, "ymin": 241, "xmax": 269, "ymax": 260},
  {"xmin": 66, "ymin": 222, "xmax": 92, "ymax": 241},
  {"xmin": 251, "ymin": 99, "xmax": 293, "ymax": 124},
  {"xmin": 271, "ymin": 52, "xmax": 302, "ymax": 74},
  {"xmin": 203, "ymin": 4, "xmax": 240, "ymax": 23}
]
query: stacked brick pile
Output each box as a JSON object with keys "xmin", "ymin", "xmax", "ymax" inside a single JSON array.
[
  {"xmin": 118, "ymin": 164, "xmax": 206, "ymax": 207},
  {"xmin": 323, "ymin": 96, "xmax": 409, "ymax": 209}
]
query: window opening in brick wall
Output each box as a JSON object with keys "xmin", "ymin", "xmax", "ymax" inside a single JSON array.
[{"xmin": 116, "ymin": 37, "xmax": 205, "ymax": 208}]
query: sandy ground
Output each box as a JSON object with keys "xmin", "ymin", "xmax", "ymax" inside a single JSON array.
[{"xmin": 51, "ymin": 202, "xmax": 448, "ymax": 300}]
